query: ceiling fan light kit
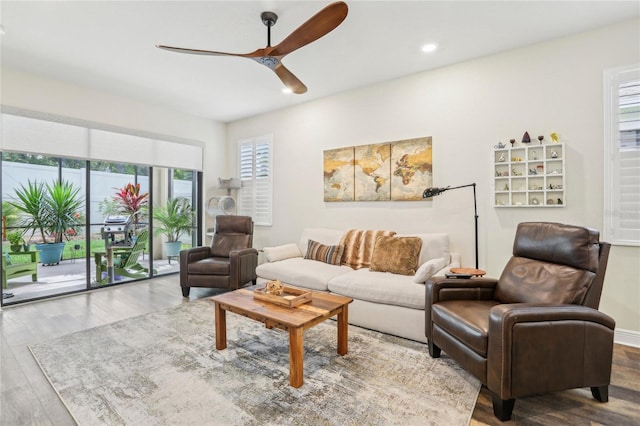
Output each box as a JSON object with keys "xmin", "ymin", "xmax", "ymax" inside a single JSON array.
[{"xmin": 156, "ymin": 2, "xmax": 348, "ymax": 94}]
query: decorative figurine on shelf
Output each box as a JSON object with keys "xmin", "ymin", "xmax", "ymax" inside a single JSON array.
[
  {"xmin": 532, "ymin": 151, "xmax": 538, "ymax": 160},
  {"xmin": 510, "ymin": 139, "xmax": 516, "ymax": 147},
  {"xmin": 550, "ymin": 132, "xmax": 559, "ymax": 143},
  {"xmin": 522, "ymin": 131, "xmax": 531, "ymax": 144},
  {"xmin": 494, "ymin": 142, "xmax": 505, "ymax": 149},
  {"xmin": 557, "ymin": 198, "xmax": 563, "ymax": 205},
  {"xmin": 512, "ymin": 156, "xmax": 522, "ymax": 162},
  {"xmin": 265, "ymin": 279, "xmax": 284, "ymax": 296},
  {"xmin": 531, "ymin": 197, "xmax": 539, "ymax": 205},
  {"xmin": 498, "ymin": 153, "xmax": 505, "ymax": 162},
  {"xmin": 503, "ymin": 183, "xmax": 510, "ymax": 191},
  {"xmin": 547, "ymin": 199, "xmax": 555, "ymax": 205},
  {"xmin": 529, "ymin": 168, "xmax": 537, "ymax": 175},
  {"xmin": 537, "ymin": 135, "xmax": 544, "ymax": 144},
  {"xmin": 550, "ymin": 149, "xmax": 559, "ymax": 158}
]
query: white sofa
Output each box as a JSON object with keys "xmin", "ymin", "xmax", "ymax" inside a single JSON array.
[{"xmin": 256, "ymin": 228, "xmax": 460, "ymax": 343}]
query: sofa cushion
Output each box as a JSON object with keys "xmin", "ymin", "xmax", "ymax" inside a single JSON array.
[
  {"xmin": 263, "ymin": 243, "xmax": 301, "ymax": 262},
  {"xmin": 328, "ymin": 268, "xmax": 426, "ymax": 309},
  {"xmin": 187, "ymin": 257, "xmax": 230, "ymax": 275},
  {"xmin": 256, "ymin": 257, "xmax": 352, "ymax": 292},
  {"xmin": 304, "ymin": 240, "xmax": 344, "ymax": 265},
  {"xmin": 369, "ymin": 236, "xmax": 422, "ymax": 275},
  {"xmin": 396, "ymin": 232, "xmax": 450, "ymax": 267}
]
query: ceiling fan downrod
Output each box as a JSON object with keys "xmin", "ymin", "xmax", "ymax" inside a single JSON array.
[{"xmin": 260, "ymin": 11, "xmax": 278, "ymax": 47}]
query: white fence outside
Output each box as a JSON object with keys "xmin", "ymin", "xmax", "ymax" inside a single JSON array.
[{"xmin": 2, "ymin": 161, "xmax": 193, "ymax": 241}]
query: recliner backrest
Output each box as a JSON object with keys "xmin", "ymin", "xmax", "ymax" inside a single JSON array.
[
  {"xmin": 210, "ymin": 215, "xmax": 254, "ymax": 258},
  {"xmin": 495, "ymin": 222, "xmax": 602, "ymax": 305}
]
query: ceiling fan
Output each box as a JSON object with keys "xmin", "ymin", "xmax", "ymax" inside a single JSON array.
[{"xmin": 156, "ymin": 1, "xmax": 348, "ymax": 94}]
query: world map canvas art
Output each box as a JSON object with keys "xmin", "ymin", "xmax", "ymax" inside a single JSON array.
[{"xmin": 324, "ymin": 137, "xmax": 432, "ymax": 202}]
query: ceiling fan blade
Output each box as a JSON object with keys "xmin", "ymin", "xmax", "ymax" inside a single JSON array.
[
  {"xmin": 274, "ymin": 63, "xmax": 307, "ymax": 94},
  {"xmin": 156, "ymin": 44, "xmax": 265, "ymax": 58},
  {"xmin": 270, "ymin": 1, "xmax": 348, "ymax": 57}
]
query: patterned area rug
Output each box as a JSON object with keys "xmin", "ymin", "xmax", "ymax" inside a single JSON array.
[{"xmin": 30, "ymin": 298, "xmax": 480, "ymax": 425}]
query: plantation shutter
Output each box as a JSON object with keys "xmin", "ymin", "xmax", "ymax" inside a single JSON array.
[
  {"xmin": 604, "ymin": 66, "xmax": 640, "ymax": 245},
  {"xmin": 237, "ymin": 136, "xmax": 272, "ymax": 226}
]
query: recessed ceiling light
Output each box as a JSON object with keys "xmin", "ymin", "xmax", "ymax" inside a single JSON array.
[
  {"xmin": 421, "ymin": 43, "xmax": 438, "ymax": 53},
  {"xmin": 282, "ymin": 87, "xmax": 293, "ymax": 94}
]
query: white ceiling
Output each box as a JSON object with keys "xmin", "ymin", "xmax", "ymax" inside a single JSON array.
[{"xmin": 1, "ymin": 1, "xmax": 639, "ymax": 123}]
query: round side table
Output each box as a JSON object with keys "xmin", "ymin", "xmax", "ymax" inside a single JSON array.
[{"xmin": 450, "ymin": 267, "xmax": 486, "ymax": 277}]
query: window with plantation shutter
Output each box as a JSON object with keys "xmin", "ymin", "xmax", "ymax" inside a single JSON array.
[
  {"xmin": 237, "ymin": 135, "xmax": 272, "ymax": 226},
  {"xmin": 604, "ymin": 65, "xmax": 640, "ymax": 246}
]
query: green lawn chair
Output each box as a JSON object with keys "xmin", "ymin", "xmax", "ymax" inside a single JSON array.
[{"xmin": 94, "ymin": 229, "xmax": 155, "ymax": 283}]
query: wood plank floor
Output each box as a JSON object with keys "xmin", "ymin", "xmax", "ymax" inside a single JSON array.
[{"xmin": 1, "ymin": 276, "xmax": 638, "ymax": 425}]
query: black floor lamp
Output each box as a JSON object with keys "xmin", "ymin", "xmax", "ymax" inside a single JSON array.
[{"xmin": 423, "ymin": 183, "xmax": 479, "ymax": 269}]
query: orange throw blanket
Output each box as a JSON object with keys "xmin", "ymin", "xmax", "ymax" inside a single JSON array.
[{"xmin": 340, "ymin": 229, "xmax": 397, "ymax": 269}]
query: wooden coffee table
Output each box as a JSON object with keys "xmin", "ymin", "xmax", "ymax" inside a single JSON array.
[{"xmin": 211, "ymin": 286, "xmax": 353, "ymax": 388}]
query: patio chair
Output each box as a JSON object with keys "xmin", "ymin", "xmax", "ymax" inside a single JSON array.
[{"xmin": 94, "ymin": 229, "xmax": 154, "ymax": 283}]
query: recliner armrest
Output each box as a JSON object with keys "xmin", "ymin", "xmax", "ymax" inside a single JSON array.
[
  {"xmin": 229, "ymin": 248, "xmax": 259, "ymax": 290},
  {"xmin": 428, "ymin": 276, "xmax": 498, "ymax": 304},
  {"xmin": 180, "ymin": 246, "xmax": 212, "ymax": 264},
  {"xmin": 425, "ymin": 277, "xmax": 498, "ymax": 341},
  {"xmin": 489, "ymin": 303, "xmax": 615, "ymax": 330},
  {"xmin": 487, "ymin": 303, "xmax": 615, "ymax": 400},
  {"xmin": 229, "ymin": 247, "xmax": 259, "ymax": 258}
]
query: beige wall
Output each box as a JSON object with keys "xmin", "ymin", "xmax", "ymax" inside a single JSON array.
[
  {"xmin": 227, "ymin": 20, "xmax": 640, "ymax": 342},
  {"xmin": 0, "ymin": 67, "xmax": 228, "ymax": 237}
]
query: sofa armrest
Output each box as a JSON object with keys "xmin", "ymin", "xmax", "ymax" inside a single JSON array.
[
  {"xmin": 432, "ymin": 252, "xmax": 461, "ymax": 277},
  {"xmin": 487, "ymin": 304, "xmax": 615, "ymax": 400},
  {"xmin": 262, "ymin": 243, "xmax": 302, "ymax": 263}
]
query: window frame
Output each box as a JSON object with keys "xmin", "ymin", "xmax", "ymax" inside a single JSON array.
[
  {"xmin": 603, "ymin": 64, "xmax": 640, "ymax": 246},
  {"xmin": 237, "ymin": 135, "xmax": 273, "ymax": 227}
]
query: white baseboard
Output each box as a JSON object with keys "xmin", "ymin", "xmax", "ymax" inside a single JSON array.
[{"xmin": 615, "ymin": 328, "xmax": 640, "ymax": 348}]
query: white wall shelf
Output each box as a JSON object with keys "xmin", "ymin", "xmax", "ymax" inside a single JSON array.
[{"xmin": 493, "ymin": 143, "xmax": 565, "ymax": 207}]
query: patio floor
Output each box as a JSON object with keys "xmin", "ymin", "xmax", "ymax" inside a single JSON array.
[{"xmin": 2, "ymin": 256, "xmax": 180, "ymax": 304}]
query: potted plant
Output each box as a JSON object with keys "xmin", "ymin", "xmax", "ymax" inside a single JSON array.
[
  {"xmin": 7, "ymin": 231, "xmax": 24, "ymax": 252},
  {"xmin": 153, "ymin": 197, "xmax": 193, "ymax": 257},
  {"xmin": 113, "ymin": 183, "xmax": 149, "ymax": 226},
  {"xmin": 10, "ymin": 180, "xmax": 83, "ymax": 265}
]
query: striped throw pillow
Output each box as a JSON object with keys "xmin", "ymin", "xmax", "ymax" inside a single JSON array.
[{"xmin": 304, "ymin": 239, "xmax": 344, "ymax": 265}]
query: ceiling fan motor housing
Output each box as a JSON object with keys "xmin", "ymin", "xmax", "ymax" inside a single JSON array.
[{"xmin": 261, "ymin": 11, "xmax": 278, "ymax": 27}]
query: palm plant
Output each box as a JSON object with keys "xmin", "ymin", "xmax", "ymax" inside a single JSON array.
[
  {"xmin": 10, "ymin": 180, "xmax": 84, "ymax": 243},
  {"xmin": 153, "ymin": 198, "xmax": 193, "ymax": 242}
]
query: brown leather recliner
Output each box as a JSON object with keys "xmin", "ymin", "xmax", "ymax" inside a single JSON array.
[
  {"xmin": 425, "ymin": 222, "xmax": 613, "ymax": 421},
  {"xmin": 179, "ymin": 215, "xmax": 258, "ymax": 297}
]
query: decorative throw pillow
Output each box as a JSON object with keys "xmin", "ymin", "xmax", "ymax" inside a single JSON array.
[
  {"xmin": 304, "ymin": 239, "xmax": 344, "ymax": 266},
  {"xmin": 340, "ymin": 229, "xmax": 397, "ymax": 269},
  {"xmin": 369, "ymin": 236, "xmax": 422, "ymax": 276},
  {"xmin": 263, "ymin": 243, "xmax": 302, "ymax": 262},
  {"xmin": 413, "ymin": 257, "xmax": 448, "ymax": 283}
]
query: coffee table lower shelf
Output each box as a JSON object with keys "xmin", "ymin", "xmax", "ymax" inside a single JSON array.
[{"xmin": 211, "ymin": 286, "xmax": 353, "ymax": 388}]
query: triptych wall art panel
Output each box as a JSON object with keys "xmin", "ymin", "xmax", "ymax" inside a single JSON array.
[{"xmin": 323, "ymin": 136, "xmax": 432, "ymax": 202}]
